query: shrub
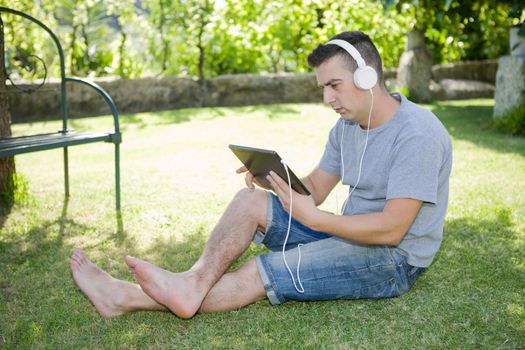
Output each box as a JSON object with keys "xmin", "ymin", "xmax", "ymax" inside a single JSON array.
[
  {"xmin": 490, "ymin": 104, "xmax": 525, "ymax": 136},
  {"xmin": 0, "ymin": 173, "xmax": 34, "ymax": 210}
]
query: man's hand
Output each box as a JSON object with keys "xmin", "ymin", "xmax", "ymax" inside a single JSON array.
[
  {"xmin": 236, "ymin": 166, "xmax": 272, "ymax": 190},
  {"xmin": 267, "ymin": 171, "xmax": 319, "ymax": 227}
]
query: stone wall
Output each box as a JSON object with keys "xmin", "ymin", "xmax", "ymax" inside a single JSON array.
[
  {"xmin": 431, "ymin": 59, "xmax": 499, "ymax": 84},
  {"xmin": 7, "ymin": 60, "xmax": 497, "ymax": 123},
  {"xmin": 8, "ymin": 74, "xmax": 322, "ymax": 123}
]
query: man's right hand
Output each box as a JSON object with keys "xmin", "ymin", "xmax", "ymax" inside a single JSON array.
[{"xmin": 236, "ymin": 166, "xmax": 271, "ymax": 190}]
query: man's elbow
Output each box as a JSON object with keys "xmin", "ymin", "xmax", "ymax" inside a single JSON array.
[
  {"xmin": 381, "ymin": 198, "xmax": 422, "ymax": 246},
  {"xmin": 384, "ymin": 228, "xmax": 407, "ymax": 246}
]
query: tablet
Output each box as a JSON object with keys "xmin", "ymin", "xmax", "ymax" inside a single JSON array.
[{"xmin": 229, "ymin": 144, "xmax": 311, "ymax": 196}]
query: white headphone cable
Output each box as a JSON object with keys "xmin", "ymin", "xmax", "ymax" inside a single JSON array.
[
  {"xmin": 280, "ymin": 160, "xmax": 305, "ymax": 294},
  {"xmin": 279, "ymin": 88, "xmax": 374, "ymax": 294},
  {"xmin": 340, "ymin": 88, "xmax": 374, "ymax": 215}
]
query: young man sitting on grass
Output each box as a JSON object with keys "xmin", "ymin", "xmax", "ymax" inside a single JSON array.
[{"xmin": 70, "ymin": 31, "xmax": 452, "ymax": 319}]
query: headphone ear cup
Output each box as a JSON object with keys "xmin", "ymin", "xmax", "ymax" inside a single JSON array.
[{"xmin": 353, "ymin": 66, "xmax": 378, "ymax": 90}]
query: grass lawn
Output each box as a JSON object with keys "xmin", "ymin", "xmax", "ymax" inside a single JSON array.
[{"xmin": 0, "ymin": 99, "xmax": 523, "ymax": 349}]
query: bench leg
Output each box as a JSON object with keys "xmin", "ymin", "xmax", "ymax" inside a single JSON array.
[
  {"xmin": 64, "ymin": 147, "xmax": 70, "ymax": 197},
  {"xmin": 115, "ymin": 143, "xmax": 121, "ymax": 211}
]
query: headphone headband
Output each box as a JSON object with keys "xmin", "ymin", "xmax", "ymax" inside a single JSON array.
[
  {"xmin": 325, "ymin": 39, "xmax": 366, "ymax": 69},
  {"xmin": 324, "ymin": 38, "xmax": 377, "ymax": 90}
]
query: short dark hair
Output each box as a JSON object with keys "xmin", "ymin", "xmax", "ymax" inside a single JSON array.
[{"xmin": 307, "ymin": 31, "xmax": 384, "ymax": 86}]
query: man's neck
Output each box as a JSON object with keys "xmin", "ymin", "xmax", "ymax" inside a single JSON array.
[{"xmin": 365, "ymin": 89, "xmax": 401, "ymax": 129}]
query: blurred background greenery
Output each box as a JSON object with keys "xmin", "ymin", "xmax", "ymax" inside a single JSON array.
[{"xmin": 0, "ymin": 0, "xmax": 522, "ymax": 80}]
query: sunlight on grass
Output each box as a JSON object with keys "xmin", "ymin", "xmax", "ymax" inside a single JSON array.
[{"xmin": 1, "ymin": 99, "xmax": 524, "ymax": 348}]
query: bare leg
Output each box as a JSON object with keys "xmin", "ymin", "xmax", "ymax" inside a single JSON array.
[
  {"xmin": 70, "ymin": 248, "xmax": 166, "ymax": 317},
  {"xmin": 199, "ymin": 258, "xmax": 266, "ymax": 313},
  {"xmin": 126, "ymin": 188, "xmax": 268, "ymax": 319}
]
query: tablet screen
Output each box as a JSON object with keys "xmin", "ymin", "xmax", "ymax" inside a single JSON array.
[{"xmin": 229, "ymin": 144, "xmax": 311, "ymax": 195}]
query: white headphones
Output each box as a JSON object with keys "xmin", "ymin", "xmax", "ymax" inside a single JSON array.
[{"xmin": 325, "ymin": 39, "xmax": 378, "ymax": 90}]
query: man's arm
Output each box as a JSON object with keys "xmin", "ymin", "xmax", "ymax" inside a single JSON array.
[
  {"xmin": 301, "ymin": 166, "xmax": 340, "ymax": 206},
  {"xmin": 310, "ymin": 198, "xmax": 422, "ymax": 246},
  {"xmin": 267, "ymin": 171, "xmax": 423, "ymax": 246}
]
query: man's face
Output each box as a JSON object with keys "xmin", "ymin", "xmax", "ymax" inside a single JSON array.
[{"xmin": 315, "ymin": 55, "xmax": 370, "ymax": 125}]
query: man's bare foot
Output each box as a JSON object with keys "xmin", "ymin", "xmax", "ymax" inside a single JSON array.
[
  {"xmin": 125, "ymin": 256, "xmax": 208, "ymax": 319},
  {"xmin": 70, "ymin": 248, "xmax": 137, "ymax": 318}
]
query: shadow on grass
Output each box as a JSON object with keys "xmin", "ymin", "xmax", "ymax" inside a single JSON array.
[
  {"xmin": 109, "ymin": 210, "xmax": 126, "ymax": 244},
  {"xmin": 98, "ymin": 206, "xmax": 522, "ymax": 347},
  {"xmin": 241, "ymin": 104, "xmax": 301, "ymax": 120},
  {"xmin": 119, "ymin": 108, "xmax": 224, "ymax": 129},
  {"xmin": 114, "ymin": 221, "xmax": 267, "ymax": 273},
  {"xmin": 431, "ymin": 103, "xmax": 525, "ymax": 157},
  {"xmin": 439, "ymin": 207, "xmax": 523, "ymax": 276},
  {"xmin": 0, "ymin": 209, "xmax": 89, "ymax": 268},
  {"xmin": 142, "ymin": 225, "xmax": 209, "ymax": 270},
  {"xmin": 119, "ymin": 104, "xmax": 302, "ymax": 129},
  {"xmin": 0, "ymin": 198, "xmax": 130, "ymax": 267},
  {"xmin": 427, "ymin": 207, "xmax": 524, "ymax": 337},
  {"xmin": 0, "ymin": 202, "xmax": 14, "ymax": 231},
  {"xmin": 1, "ymin": 199, "xmax": 523, "ymax": 348}
]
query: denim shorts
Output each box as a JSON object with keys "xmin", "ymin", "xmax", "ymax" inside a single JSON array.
[{"xmin": 254, "ymin": 193, "xmax": 426, "ymax": 305}]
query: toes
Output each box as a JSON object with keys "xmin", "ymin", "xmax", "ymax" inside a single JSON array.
[
  {"xmin": 71, "ymin": 253, "xmax": 82, "ymax": 264},
  {"xmin": 72, "ymin": 247, "xmax": 83, "ymax": 256},
  {"xmin": 71, "ymin": 249, "xmax": 88, "ymax": 265},
  {"xmin": 124, "ymin": 256, "xmax": 139, "ymax": 269},
  {"xmin": 70, "ymin": 259, "xmax": 80, "ymax": 271},
  {"xmin": 72, "ymin": 248, "xmax": 85, "ymax": 262}
]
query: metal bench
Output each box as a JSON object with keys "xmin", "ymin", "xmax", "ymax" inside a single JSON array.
[{"xmin": 0, "ymin": 7, "xmax": 121, "ymax": 210}]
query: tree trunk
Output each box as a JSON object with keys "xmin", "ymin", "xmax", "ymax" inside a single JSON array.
[
  {"xmin": 159, "ymin": 0, "xmax": 168, "ymax": 74},
  {"xmin": 0, "ymin": 13, "xmax": 16, "ymax": 203},
  {"xmin": 118, "ymin": 28, "xmax": 127, "ymax": 77},
  {"xmin": 197, "ymin": 18, "xmax": 205, "ymax": 82},
  {"xmin": 396, "ymin": 29, "xmax": 433, "ymax": 103},
  {"xmin": 196, "ymin": 0, "xmax": 211, "ymax": 83}
]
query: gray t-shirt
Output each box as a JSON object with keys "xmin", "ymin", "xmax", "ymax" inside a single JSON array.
[{"xmin": 319, "ymin": 93, "xmax": 452, "ymax": 267}]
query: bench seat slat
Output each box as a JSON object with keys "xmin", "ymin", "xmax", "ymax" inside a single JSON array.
[{"xmin": 0, "ymin": 132, "xmax": 114, "ymax": 157}]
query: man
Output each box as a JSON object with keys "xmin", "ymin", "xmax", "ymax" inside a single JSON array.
[{"xmin": 70, "ymin": 31, "xmax": 452, "ymax": 319}]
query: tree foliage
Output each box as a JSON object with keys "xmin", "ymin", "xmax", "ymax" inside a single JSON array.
[
  {"xmin": 378, "ymin": 0, "xmax": 522, "ymax": 62},
  {"xmin": 0, "ymin": 0, "xmax": 520, "ymax": 80}
]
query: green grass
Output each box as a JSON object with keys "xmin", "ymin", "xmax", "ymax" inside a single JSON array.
[{"xmin": 0, "ymin": 99, "xmax": 524, "ymax": 349}]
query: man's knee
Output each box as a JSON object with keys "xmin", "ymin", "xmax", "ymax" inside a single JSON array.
[
  {"xmin": 232, "ymin": 188, "xmax": 267, "ymax": 227},
  {"xmin": 238, "ymin": 258, "xmax": 265, "ymax": 292}
]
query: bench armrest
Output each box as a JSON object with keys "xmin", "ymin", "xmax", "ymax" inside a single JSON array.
[{"xmin": 65, "ymin": 77, "xmax": 121, "ymax": 141}]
